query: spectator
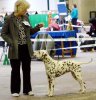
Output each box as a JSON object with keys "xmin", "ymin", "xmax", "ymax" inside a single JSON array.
[
  {"xmin": 66, "ymin": 21, "xmax": 73, "ymax": 31},
  {"xmin": 0, "ymin": 15, "xmax": 4, "ymax": 27},
  {"xmin": 58, "ymin": 15, "xmax": 65, "ymax": 30},
  {"xmin": 66, "ymin": 2, "xmax": 71, "ymax": 14},
  {"xmin": 70, "ymin": 4, "xmax": 78, "ymax": 32},
  {"xmin": 86, "ymin": 18, "xmax": 96, "ymax": 51},
  {"xmin": 46, "ymin": 18, "xmax": 60, "ymax": 31},
  {"xmin": 4, "ymin": 13, "xmax": 8, "ymax": 21}
]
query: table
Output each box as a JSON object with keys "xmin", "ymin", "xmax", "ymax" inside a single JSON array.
[{"xmin": 31, "ymin": 30, "xmax": 77, "ymax": 57}]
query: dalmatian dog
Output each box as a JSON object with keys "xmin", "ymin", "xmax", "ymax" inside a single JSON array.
[{"xmin": 33, "ymin": 50, "xmax": 92, "ymax": 97}]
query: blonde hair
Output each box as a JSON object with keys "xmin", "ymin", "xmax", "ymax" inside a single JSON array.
[
  {"xmin": 14, "ymin": 0, "xmax": 30, "ymax": 13},
  {"xmin": 67, "ymin": 21, "xmax": 73, "ymax": 30}
]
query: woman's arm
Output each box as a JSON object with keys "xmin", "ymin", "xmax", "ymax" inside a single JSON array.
[
  {"xmin": 30, "ymin": 23, "xmax": 43, "ymax": 35},
  {"xmin": 1, "ymin": 16, "xmax": 13, "ymax": 45}
]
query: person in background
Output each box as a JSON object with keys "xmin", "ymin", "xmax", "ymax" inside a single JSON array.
[
  {"xmin": 1, "ymin": 0, "xmax": 43, "ymax": 97},
  {"xmin": 26, "ymin": 12, "xmax": 30, "ymax": 17},
  {"xmin": 66, "ymin": 2, "xmax": 71, "ymax": 14},
  {"xmin": 0, "ymin": 15, "xmax": 4, "ymax": 27},
  {"xmin": 66, "ymin": 21, "xmax": 73, "ymax": 31},
  {"xmin": 4, "ymin": 13, "xmax": 8, "ymax": 21},
  {"xmin": 35, "ymin": 11, "xmax": 38, "ymax": 14},
  {"xmin": 0, "ymin": 15, "xmax": 4, "ymax": 33},
  {"xmin": 88, "ymin": 18, "xmax": 96, "ymax": 36},
  {"xmin": 86, "ymin": 18, "xmax": 96, "ymax": 51},
  {"xmin": 46, "ymin": 18, "xmax": 60, "ymax": 31},
  {"xmin": 58, "ymin": 15, "xmax": 65, "ymax": 30},
  {"xmin": 70, "ymin": 4, "xmax": 78, "ymax": 32}
]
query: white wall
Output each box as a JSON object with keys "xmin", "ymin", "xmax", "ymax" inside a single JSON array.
[
  {"xmin": 80, "ymin": 0, "xmax": 96, "ymax": 23},
  {"xmin": 0, "ymin": 0, "xmax": 17, "ymax": 12},
  {"xmin": 0, "ymin": 0, "xmax": 58, "ymax": 13},
  {"xmin": 49, "ymin": 0, "xmax": 58, "ymax": 10},
  {"xmin": 28, "ymin": 0, "xmax": 47, "ymax": 12},
  {"xmin": 69, "ymin": 0, "xmax": 96, "ymax": 23}
]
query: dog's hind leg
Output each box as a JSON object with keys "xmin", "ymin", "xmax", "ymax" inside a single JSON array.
[
  {"xmin": 48, "ymin": 77, "xmax": 55, "ymax": 97},
  {"xmin": 71, "ymin": 71, "xmax": 86, "ymax": 93}
]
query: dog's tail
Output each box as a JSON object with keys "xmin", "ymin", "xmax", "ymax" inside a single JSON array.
[{"xmin": 79, "ymin": 58, "xmax": 93, "ymax": 65}]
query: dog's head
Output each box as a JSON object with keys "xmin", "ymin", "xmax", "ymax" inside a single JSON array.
[{"xmin": 33, "ymin": 50, "xmax": 48, "ymax": 60}]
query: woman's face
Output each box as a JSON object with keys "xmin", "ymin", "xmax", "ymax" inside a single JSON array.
[
  {"xmin": 17, "ymin": 5, "xmax": 27, "ymax": 16},
  {"xmin": 20, "ymin": 9, "xmax": 27, "ymax": 16}
]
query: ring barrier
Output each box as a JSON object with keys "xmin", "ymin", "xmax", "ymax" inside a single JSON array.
[
  {"xmin": 31, "ymin": 37, "xmax": 96, "ymax": 50},
  {"xmin": 0, "ymin": 37, "xmax": 96, "ymax": 50}
]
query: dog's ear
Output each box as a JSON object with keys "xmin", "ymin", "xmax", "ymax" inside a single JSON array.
[
  {"xmin": 33, "ymin": 50, "xmax": 38, "ymax": 53},
  {"xmin": 33, "ymin": 50, "xmax": 40, "ymax": 55},
  {"xmin": 42, "ymin": 50, "xmax": 47, "ymax": 54}
]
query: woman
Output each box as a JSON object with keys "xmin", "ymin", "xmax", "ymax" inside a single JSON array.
[
  {"xmin": 1, "ymin": 0, "xmax": 43, "ymax": 97},
  {"xmin": 46, "ymin": 18, "xmax": 60, "ymax": 31},
  {"xmin": 70, "ymin": 4, "xmax": 78, "ymax": 31}
]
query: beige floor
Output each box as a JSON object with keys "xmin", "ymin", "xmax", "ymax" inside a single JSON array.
[{"xmin": 0, "ymin": 48, "xmax": 96, "ymax": 100}]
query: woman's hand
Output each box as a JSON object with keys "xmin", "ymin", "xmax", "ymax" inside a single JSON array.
[{"xmin": 38, "ymin": 23, "xmax": 44, "ymax": 28}]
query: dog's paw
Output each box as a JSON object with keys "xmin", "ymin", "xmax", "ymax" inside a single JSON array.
[
  {"xmin": 47, "ymin": 92, "xmax": 50, "ymax": 96},
  {"xmin": 48, "ymin": 94, "xmax": 53, "ymax": 97},
  {"xmin": 79, "ymin": 89, "xmax": 86, "ymax": 94}
]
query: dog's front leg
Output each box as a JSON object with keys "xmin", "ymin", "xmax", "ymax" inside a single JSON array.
[
  {"xmin": 48, "ymin": 77, "xmax": 51, "ymax": 96},
  {"xmin": 48, "ymin": 77, "xmax": 55, "ymax": 97}
]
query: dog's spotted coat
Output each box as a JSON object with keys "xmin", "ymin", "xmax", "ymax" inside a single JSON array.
[{"xmin": 33, "ymin": 50, "xmax": 86, "ymax": 96}]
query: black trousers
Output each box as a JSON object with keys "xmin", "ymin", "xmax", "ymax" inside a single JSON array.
[
  {"xmin": 72, "ymin": 18, "xmax": 78, "ymax": 31},
  {"xmin": 10, "ymin": 44, "xmax": 32, "ymax": 94}
]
